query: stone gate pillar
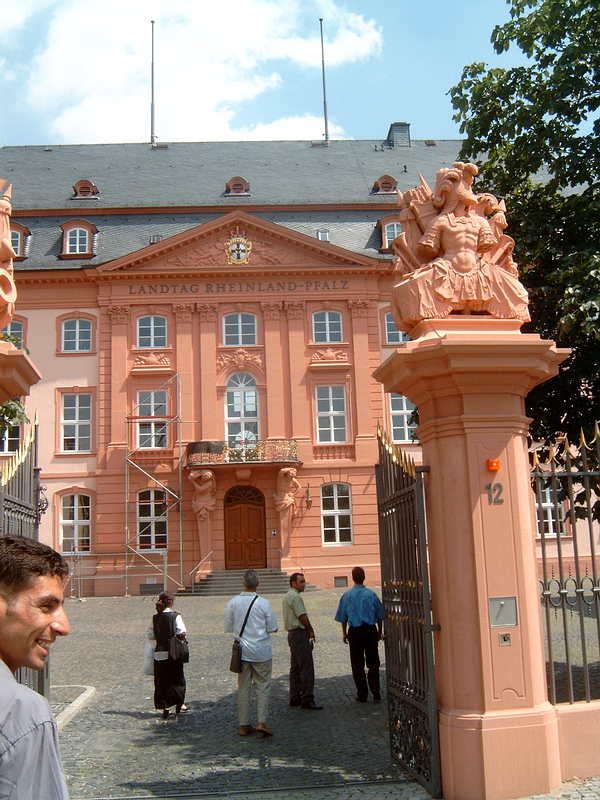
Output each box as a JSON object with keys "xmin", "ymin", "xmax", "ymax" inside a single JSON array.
[{"xmin": 375, "ymin": 319, "xmax": 567, "ymax": 800}]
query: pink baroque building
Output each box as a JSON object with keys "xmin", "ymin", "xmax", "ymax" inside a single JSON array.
[{"xmin": 1, "ymin": 123, "xmax": 462, "ymax": 595}]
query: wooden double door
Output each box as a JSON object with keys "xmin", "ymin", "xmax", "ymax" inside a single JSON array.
[{"xmin": 224, "ymin": 486, "xmax": 267, "ymax": 569}]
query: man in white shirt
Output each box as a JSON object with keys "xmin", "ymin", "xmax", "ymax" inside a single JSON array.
[
  {"xmin": 0, "ymin": 535, "xmax": 71, "ymax": 799},
  {"xmin": 224, "ymin": 569, "xmax": 278, "ymax": 737}
]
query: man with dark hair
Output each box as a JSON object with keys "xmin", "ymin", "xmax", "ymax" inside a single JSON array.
[
  {"xmin": 335, "ymin": 566, "xmax": 384, "ymax": 703},
  {"xmin": 225, "ymin": 569, "xmax": 278, "ymax": 737},
  {"xmin": 0, "ymin": 536, "xmax": 71, "ymax": 798},
  {"xmin": 282, "ymin": 572, "xmax": 322, "ymax": 710}
]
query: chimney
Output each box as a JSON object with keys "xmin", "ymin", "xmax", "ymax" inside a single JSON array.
[{"xmin": 386, "ymin": 121, "xmax": 411, "ymax": 148}]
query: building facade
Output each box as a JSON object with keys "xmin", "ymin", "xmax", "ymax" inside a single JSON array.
[{"xmin": 1, "ymin": 123, "xmax": 462, "ymax": 594}]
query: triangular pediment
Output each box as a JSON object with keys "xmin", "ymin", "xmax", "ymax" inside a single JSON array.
[{"xmin": 97, "ymin": 211, "xmax": 381, "ymax": 275}]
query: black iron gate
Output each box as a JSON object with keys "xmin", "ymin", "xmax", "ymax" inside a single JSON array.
[
  {"xmin": 375, "ymin": 429, "xmax": 441, "ymax": 798},
  {"xmin": 0, "ymin": 423, "xmax": 49, "ymax": 696}
]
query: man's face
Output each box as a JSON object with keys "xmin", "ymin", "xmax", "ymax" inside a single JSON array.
[
  {"xmin": 292, "ymin": 575, "xmax": 306, "ymax": 593},
  {"xmin": 0, "ymin": 574, "xmax": 70, "ymax": 673}
]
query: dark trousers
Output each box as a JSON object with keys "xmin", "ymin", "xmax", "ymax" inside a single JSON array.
[
  {"xmin": 287, "ymin": 628, "xmax": 315, "ymax": 704},
  {"xmin": 347, "ymin": 624, "xmax": 381, "ymax": 700}
]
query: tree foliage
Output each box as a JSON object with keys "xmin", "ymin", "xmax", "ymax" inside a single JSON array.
[{"xmin": 450, "ymin": 0, "xmax": 600, "ymax": 440}]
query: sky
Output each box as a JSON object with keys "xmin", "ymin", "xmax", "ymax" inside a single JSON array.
[{"xmin": 0, "ymin": 0, "xmax": 524, "ymax": 147}]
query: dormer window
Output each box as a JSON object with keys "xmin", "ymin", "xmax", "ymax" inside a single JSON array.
[
  {"xmin": 10, "ymin": 223, "xmax": 31, "ymax": 261},
  {"xmin": 224, "ymin": 176, "xmax": 250, "ymax": 196},
  {"xmin": 72, "ymin": 179, "xmax": 99, "ymax": 199},
  {"xmin": 379, "ymin": 215, "xmax": 402, "ymax": 252},
  {"xmin": 372, "ymin": 174, "xmax": 398, "ymax": 194},
  {"xmin": 316, "ymin": 229, "xmax": 330, "ymax": 242},
  {"xmin": 59, "ymin": 220, "xmax": 98, "ymax": 260}
]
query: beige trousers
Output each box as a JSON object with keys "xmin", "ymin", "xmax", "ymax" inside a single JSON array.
[{"xmin": 237, "ymin": 659, "xmax": 272, "ymax": 726}]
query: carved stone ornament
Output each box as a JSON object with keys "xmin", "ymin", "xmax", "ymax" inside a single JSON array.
[
  {"xmin": 311, "ymin": 348, "xmax": 348, "ymax": 363},
  {"xmin": 261, "ymin": 302, "xmax": 283, "ymax": 321},
  {"xmin": 133, "ymin": 352, "xmax": 171, "ymax": 367},
  {"xmin": 0, "ymin": 181, "xmax": 18, "ymax": 330},
  {"xmin": 106, "ymin": 306, "xmax": 130, "ymax": 324},
  {"xmin": 273, "ymin": 467, "xmax": 301, "ymax": 514},
  {"xmin": 391, "ymin": 161, "xmax": 530, "ymax": 332},
  {"xmin": 196, "ymin": 303, "xmax": 218, "ymax": 322},
  {"xmin": 217, "ymin": 348, "xmax": 263, "ymax": 373},
  {"xmin": 225, "ymin": 228, "xmax": 252, "ymax": 265},
  {"xmin": 189, "ymin": 468, "xmax": 217, "ymax": 521},
  {"xmin": 285, "ymin": 301, "xmax": 305, "ymax": 320},
  {"xmin": 174, "ymin": 303, "xmax": 194, "ymax": 322},
  {"xmin": 348, "ymin": 300, "xmax": 369, "ymax": 317}
]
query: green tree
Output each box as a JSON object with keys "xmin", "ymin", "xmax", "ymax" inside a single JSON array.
[{"xmin": 450, "ymin": 0, "xmax": 599, "ymax": 440}]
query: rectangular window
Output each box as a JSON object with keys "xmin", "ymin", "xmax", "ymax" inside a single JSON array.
[
  {"xmin": 390, "ymin": 394, "xmax": 417, "ymax": 442},
  {"xmin": 385, "ymin": 312, "xmax": 409, "ymax": 345},
  {"xmin": 137, "ymin": 316, "xmax": 167, "ymax": 348},
  {"xmin": 0, "ymin": 425, "xmax": 20, "ymax": 454},
  {"xmin": 316, "ymin": 385, "xmax": 347, "ymax": 443},
  {"xmin": 61, "ymin": 393, "xmax": 92, "ymax": 452},
  {"xmin": 536, "ymin": 483, "xmax": 566, "ymax": 537},
  {"xmin": 1, "ymin": 320, "xmax": 24, "ymax": 348},
  {"xmin": 223, "ymin": 313, "xmax": 256, "ymax": 346},
  {"xmin": 137, "ymin": 390, "xmax": 168, "ymax": 449},
  {"xmin": 60, "ymin": 494, "xmax": 91, "ymax": 553},
  {"xmin": 62, "ymin": 319, "xmax": 92, "ymax": 352},
  {"xmin": 321, "ymin": 483, "xmax": 352, "ymax": 544},
  {"xmin": 137, "ymin": 489, "xmax": 168, "ymax": 550},
  {"xmin": 313, "ymin": 311, "xmax": 343, "ymax": 344}
]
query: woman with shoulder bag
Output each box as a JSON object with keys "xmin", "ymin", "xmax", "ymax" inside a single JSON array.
[{"xmin": 152, "ymin": 592, "xmax": 189, "ymax": 718}]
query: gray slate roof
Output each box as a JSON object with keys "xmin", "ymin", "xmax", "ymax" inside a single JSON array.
[{"xmin": 1, "ymin": 134, "xmax": 463, "ymax": 271}]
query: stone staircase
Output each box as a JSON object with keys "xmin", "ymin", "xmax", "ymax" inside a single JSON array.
[{"xmin": 182, "ymin": 568, "xmax": 317, "ymax": 596}]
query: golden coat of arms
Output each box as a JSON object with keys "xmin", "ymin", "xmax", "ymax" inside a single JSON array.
[{"xmin": 224, "ymin": 230, "xmax": 252, "ymax": 265}]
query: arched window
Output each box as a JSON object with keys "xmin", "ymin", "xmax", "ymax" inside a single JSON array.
[
  {"xmin": 384, "ymin": 312, "xmax": 409, "ymax": 345},
  {"xmin": 223, "ymin": 313, "xmax": 256, "ymax": 346},
  {"xmin": 59, "ymin": 220, "xmax": 97, "ymax": 259},
  {"xmin": 321, "ymin": 483, "xmax": 352, "ymax": 544},
  {"xmin": 1, "ymin": 319, "xmax": 24, "ymax": 348},
  {"xmin": 68, "ymin": 228, "xmax": 88, "ymax": 253},
  {"xmin": 61, "ymin": 318, "xmax": 92, "ymax": 352},
  {"xmin": 60, "ymin": 493, "xmax": 92, "ymax": 553},
  {"xmin": 383, "ymin": 222, "xmax": 402, "ymax": 249},
  {"xmin": 137, "ymin": 489, "xmax": 168, "ymax": 550},
  {"xmin": 225, "ymin": 372, "xmax": 259, "ymax": 450},
  {"xmin": 224, "ymin": 176, "xmax": 250, "ymax": 195},
  {"xmin": 72, "ymin": 179, "xmax": 99, "ymax": 198},
  {"xmin": 137, "ymin": 315, "xmax": 167, "ymax": 348},
  {"xmin": 372, "ymin": 174, "xmax": 398, "ymax": 194},
  {"xmin": 312, "ymin": 310, "xmax": 342, "ymax": 343},
  {"xmin": 10, "ymin": 223, "xmax": 31, "ymax": 260}
]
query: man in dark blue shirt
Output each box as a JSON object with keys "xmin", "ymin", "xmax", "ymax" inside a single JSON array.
[{"xmin": 335, "ymin": 567, "xmax": 384, "ymax": 703}]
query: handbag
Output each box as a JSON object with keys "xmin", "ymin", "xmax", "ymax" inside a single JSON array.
[
  {"xmin": 169, "ymin": 635, "xmax": 190, "ymax": 663},
  {"xmin": 229, "ymin": 594, "xmax": 258, "ymax": 673}
]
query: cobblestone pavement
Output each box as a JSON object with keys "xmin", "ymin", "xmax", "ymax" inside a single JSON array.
[{"xmin": 50, "ymin": 591, "xmax": 600, "ymax": 800}]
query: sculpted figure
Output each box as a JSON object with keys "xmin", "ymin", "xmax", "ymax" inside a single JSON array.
[
  {"xmin": 0, "ymin": 182, "xmax": 18, "ymax": 330},
  {"xmin": 391, "ymin": 162, "xmax": 529, "ymax": 331},
  {"xmin": 273, "ymin": 467, "xmax": 301, "ymax": 513},
  {"xmin": 188, "ymin": 469, "xmax": 217, "ymax": 520}
]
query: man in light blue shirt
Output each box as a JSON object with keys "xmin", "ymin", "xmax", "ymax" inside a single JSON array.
[{"xmin": 335, "ymin": 567, "xmax": 384, "ymax": 703}]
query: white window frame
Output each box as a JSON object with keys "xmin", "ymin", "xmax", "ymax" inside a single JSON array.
[
  {"xmin": 385, "ymin": 312, "xmax": 409, "ymax": 345},
  {"xmin": 225, "ymin": 372, "xmax": 259, "ymax": 452},
  {"xmin": 137, "ymin": 315, "xmax": 167, "ymax": 348},
  {"xmin": 11, "ymin": 230, "xmax": 21, "ymax": 256},
  {"xmin": 315, "ymin": 385, "xmax": 347, "ymax": 443},
  {"xmin": 137, "ymin": 489, "xmax": 168, "ymax": 550},
  {"xmin": 1, "ymin": 320, "xmax": 24, "ymax": 348},
  {"xmin": 390, "ymin": 393, "xmax": 417, "ymax": 442},
  {"xmin": 384, "ymin": 222, "xmax": 402, "ymax": 248},
  {"xmin": 136, "ymin": 390, "xmax": 168, "ymax": 449},
  {"xmin": 61, "ymin": 393, "xmax": 92, "ymax": 452},
  {"xmin": 60, "ymin": 494, "xmax": 91, "ymax": 553},
  {"xmin": 316, "ymin": 229, "xmax": 330, "ymax": 241},
  {"xmin": 223, "ymin": 313, "xmax": 257, "ymax": 346},
  {"xmin": 0, "ymin": 425, "xmax": 20, "ymax": 454},
  {"xmin": 321, "ymin": 483, "xmax": 353, "ymax": 545},
  {"xmin": 67, "ymin": 227, "xmax": 89, "ymax": 254},
  {"xmin": 312, "ymin": 310, "xmax": 343, "ymax": 344},
  {"xmin": 62, "ymin": 318, "xmax": 92, "ymax": 352},
  {"xmin": 537, "ymin": 483, "xmax": 566, "ymax": 538}
]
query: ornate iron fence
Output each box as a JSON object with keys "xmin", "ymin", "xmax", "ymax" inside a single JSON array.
[
  {"xmin": 532, "ymin": 429, "xmax": 600, "ymax": 704},
  {"xmin": 375, "ymin": 428, "xmax": 441, "ymax": 798}
]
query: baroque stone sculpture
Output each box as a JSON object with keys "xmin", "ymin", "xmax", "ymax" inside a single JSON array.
[
  {"xmin": 0, "ymin": 181, "xmax": 18, "ymax": 330},
  {"xmin": 391, "ymin": 161, "xmax": 530, "ymax": 332},
  {"xmin": 273, "ymin": 467, "xmax": 301, "ymax": 514},
  {"xmin": 188, "ymin": 468, "xmax": 217, "ymax": 520}
]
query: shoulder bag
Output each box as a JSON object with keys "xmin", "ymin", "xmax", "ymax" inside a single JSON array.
[
  {"xmin": 229, "ymin": 595, "xmax": 258, "ymax": 673},
  {"xmin": 168, "ymin": 612, "xmax": 190, "ymax": 664}
]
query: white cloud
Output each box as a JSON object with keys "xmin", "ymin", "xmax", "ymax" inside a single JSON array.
[{"xmin": 17, "ymin": 0, "xmax": 381, "ymax": 143}]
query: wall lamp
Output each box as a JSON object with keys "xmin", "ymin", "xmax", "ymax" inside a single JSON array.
[{"xmin": 305, "ymin": 484, "xmax": 313, "ymax": 510}]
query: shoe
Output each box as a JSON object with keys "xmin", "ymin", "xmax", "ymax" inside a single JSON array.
[
  {"xmin": 256, "ymin": 723, "xmax": 273, "ymax": 737},
  {"xmin": 176, "ymin": 704, "xmax": 189, "ymax": 714},
  {"xmin": 161, "ymin": 708, "xmax": 170, "ymax": 719},
  {"xmin": 355, "ymin": 696, "xmax": 368, "ymax": 703},
  {"xmin": 289, "ymin": 699, "xmax": 301, "ymax": 707},
  {"xmin": 238, "ymin": 725, "xmax": 255, "ymax": 736},
  {"xmin": 301, "ymin": 701, "xmax": 323, "ymax": 710}
]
